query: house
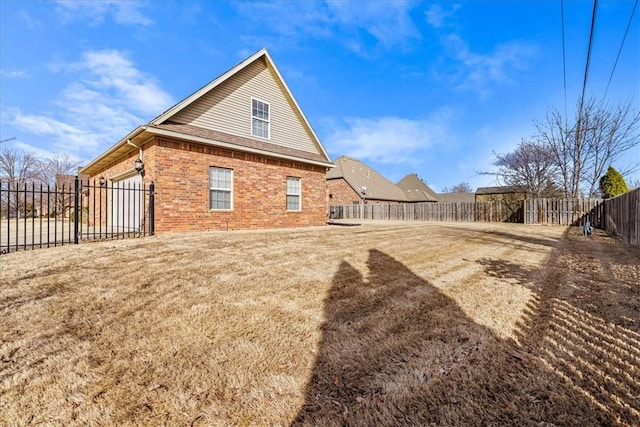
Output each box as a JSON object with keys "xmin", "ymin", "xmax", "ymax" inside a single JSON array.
[
  {"xmin": 327, "ymin": 156, "xmax": 408, "ymax": 204},
  {"xmin": 80, "ymin": 48, "xmax": 334, "ymax": 232},
  {"xmin": 396, "ymin": 174, "xmax": 439, "ymax": 202},
  {"xmin": 437, "ymin": 192, "xmax": 476, "ymax": 203},
  {"xmin": 474, "ymin": 185, "xmax": 526, "ymax": 202}
]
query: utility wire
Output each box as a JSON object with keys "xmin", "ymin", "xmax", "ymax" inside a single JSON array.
[
  {"xmin": 580, "ymin": 0, "xmax": 598, "ymax": 109},
  {"xmin": 576, "ymin": 0, "xmax": 598, "ymax": 158},
  {"xmin": 603, "ymin": 0, "xmax": 638, "ymax": 99},
  {"xmin": 561, "ymin": 0, "xmax": 568, "ymax": 118}
]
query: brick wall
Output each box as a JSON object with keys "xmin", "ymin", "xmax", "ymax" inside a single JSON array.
[
  {"xmin": 92, "ymin": 137, "xmax": 328, "ymax": 232},
  {"xmin": 83, "ymin": 141, "xmax": 157, "ymax": 228},
  {"xmin": 327, "ymin": 178, "xmax": 362, "ymax": 205}
]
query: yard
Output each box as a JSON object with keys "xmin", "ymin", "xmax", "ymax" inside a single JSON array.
[{"xmin": 1, "ymin": 221, "xmax": 638, "ymax": 426}]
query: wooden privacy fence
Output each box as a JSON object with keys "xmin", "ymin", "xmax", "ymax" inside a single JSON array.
[
  {"xmin": 330, "ymin": 201, "xmax": 523, "ymax": 223},
  {"xmin": 331, "ymin": 194, "xmax": 640, "ymax": 249},
  {"xmin": 523, "ymin": 198, "xmax": 603, "ymax": 227},
  {"xmin": 331, "ymin": 198, "xmax": 604, "ymax": 226},
  {"xmin": 602, "ymin": 188, "xmax": 639, "ymax": 249}
]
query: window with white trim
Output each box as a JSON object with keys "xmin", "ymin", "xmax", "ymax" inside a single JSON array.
[
  {"xmin": 251, "ymin": 98, "xmax": 270, "ymax": 139},
  {"xmin": 210, "ymin": 167, "xmax": 233, "ymax": 210},
  {"xmin": 286, "ymin": 177, "xmax": 301, "ymax": 211}
]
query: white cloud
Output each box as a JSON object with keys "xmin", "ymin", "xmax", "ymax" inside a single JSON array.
[
  {"xmin": 4, "ymin": 50, "xmax": 174, "ymax": 157},
  {"xmin": 323, "ymin": 109, "xmax": 455, "ymax": 166},
  {"xmin": 442, "ymin": 35, "xmax": 536, "ymax": 97},
  {"xmin": 12, "ymin": 140, "xmax": 83, "ymax": 164},
  {"xmin": 55, "ymin": 0, "xmax": 152, "ymax": 26},
  {"xmin": 9, "ymin": 109, "xmax": 103, "ymax": 153},
  {"xmin": 425, "ymin": 3, "xmax": 461, "ymax": 29},
  {"xmin": 326, "ymin": 0, "xmax": 421, "ymax": 48},
  {"xmin": 0, "ymin": 69, "xmax": 30, "ymax": 79},
  {"xmin": 78, "ymin": 50, "xmax": 174, "ymax": 116},
  {"xmin": 18, "ymin": 10, "xmax": 42, "ymax": 30},
  {"xmin": 423, "ymin": 4, "xmax": 536, "ymax": 98},
  {"xmin": 234, "ymin": 0, "xmax": 421, "ymax": 55}
]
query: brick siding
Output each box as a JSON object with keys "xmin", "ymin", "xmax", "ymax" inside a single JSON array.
[
  {"xmin": 327, "ymin": 178, "xmax": 362, "ymax": 205},
  {"xmin": 91, "ymin": 137, "xmax": 328, "ymax": 232}
]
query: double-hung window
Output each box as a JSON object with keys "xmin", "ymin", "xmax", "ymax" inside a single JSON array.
[
  {"xmin": 210, "ymin": 167, "xmax": 233, "ymax": 210},
  {"xmin": 286, "ymin": 177, "xmax": 301, "ymax": 211},
  {"xmin": 251, "ymin": 98, "xmax": 270, "ymax": 139}
]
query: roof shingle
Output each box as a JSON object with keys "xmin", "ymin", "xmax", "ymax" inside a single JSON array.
[
  {"xmin": 396, "ymin": 174, "xmax": 439, "ymax": 202},
  {"xmin": 328, "ymin": 156, "xmax": 408, "ymax": 202}
]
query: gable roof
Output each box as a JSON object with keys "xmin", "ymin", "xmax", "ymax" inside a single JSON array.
[
  {"xmin": 396, "ymin": 174, "xmax": 439, "ymax": 202},
  {"xmin": 328, "ymin": 156, "xmax": 408, "ymax": 202},
  {"xmin": 82, "ymin": 48, "xmax": 333, "ymax": 176}
]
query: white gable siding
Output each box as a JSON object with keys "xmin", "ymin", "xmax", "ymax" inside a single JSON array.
[{"xmin": 171, "ymin": 58, "xmax": 319, "ymax": 155}]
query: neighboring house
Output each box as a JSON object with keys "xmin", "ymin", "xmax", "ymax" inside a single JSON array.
[
  {"xmin": 81, "ymin": 48, "xmax": 334, "ymax": 232},
  {"xmin": 396, "ymin": 174, "xmax": 439, "ymax": 203},
  {"xmin": 327, "ymin": 156, "xmax": 408, "ymax": 204},
  {"xmin": 474, "ymin": 185, "xmax": 527, "ymax": 202},
  {"xmin": 436, "ymin": 192, "xmax": 476, "ymax": 203}
]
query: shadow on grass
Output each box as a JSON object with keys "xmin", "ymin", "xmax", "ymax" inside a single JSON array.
[
  {"xmin": 438, "ymin": 224, "xmax": 562, "ymax": 251},
  {"xmin": 292, "ymin": 246, "xmax": 630, "ymax": 426},
  {"xmin": 513, "ymin": 228, "xmax": 640, "ymax": 424}
]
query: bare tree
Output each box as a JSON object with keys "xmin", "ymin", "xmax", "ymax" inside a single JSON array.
[
  {"xmin": 535, "ymin": 97, "xmax": 640, "ymax": 197},
  {"xmin": 0, "ymin": 146, "xmax": 45, "ymax": 217},
  {"xmin": 41, "ymin": 153, "xmax": 81, "ymax": 186},
  {"xmin": 0, "ymin": 146, "xmax": 43, "ymax": 184},
  {"xmin": 492, "ymin": 139, "xmax": 559, "ymax": 197},
  {"xmin": 42, "ymin": 153, "xmax": 81, "ymax": 218},
  {"xmin": 443, "ymin": 182, "xmax": 473, "ymax": 193},
  {"xmin": 535, "ymin": 105, "xmax": 586, "ymax": 197},
  {"xmin": 583, "ymin": 100, "xmax": 640, "ymax": 196}
]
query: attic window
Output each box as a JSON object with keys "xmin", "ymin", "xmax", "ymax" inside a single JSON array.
[{"xmin": 252, "ymin": 98, "xmax": 270, "ymax": 139}]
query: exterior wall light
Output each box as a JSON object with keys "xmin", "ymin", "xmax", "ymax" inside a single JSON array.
[
  {"xmin": 134, "ymin": 157, "xmax": 144, "ymax": 174},
  {"xmin": 99, "ymin": 176, "xmax": 105, "ymax": 187}
]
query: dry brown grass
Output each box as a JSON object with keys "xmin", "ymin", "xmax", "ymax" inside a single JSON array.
[{"xmin": 1, "ymin": 221, "xmax": 638, "ymax": 426}]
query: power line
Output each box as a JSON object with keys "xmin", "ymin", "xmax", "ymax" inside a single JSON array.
[
  {"xmin": 580, "ymin": 0, "xmax": 598, "ymax": 108},
  {"xmin": 576, "ymin": 0, "xmax": 598, "ymax": 152},
  {"xmin": 603, "ymin": 0, "xmax": 638, "ymax": 99},
  {"xmin": 561, "ymin": 0, "xmax": 568, "ymax": 117}
]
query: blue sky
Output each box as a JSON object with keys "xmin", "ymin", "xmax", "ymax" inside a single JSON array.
[{"xmin": 1, "ymin": 0, "xmax": 639, "ymax": 192}]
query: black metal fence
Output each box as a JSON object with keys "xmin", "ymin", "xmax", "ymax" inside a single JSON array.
[{"xmin": 1, "ymin": 177, "xmax": 154, "ymax": 254}]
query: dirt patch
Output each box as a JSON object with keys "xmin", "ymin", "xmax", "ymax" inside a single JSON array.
[{"xmin": 0, "ymin": 222, "xmax": 638, "ymax": 425}]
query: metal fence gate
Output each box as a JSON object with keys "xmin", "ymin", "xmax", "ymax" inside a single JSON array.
[{"xmin": 1, "ymin": 176, "xmax": 155, "ymax": 254}]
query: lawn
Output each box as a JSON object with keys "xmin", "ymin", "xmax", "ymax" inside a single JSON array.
[{"xmin": 1, "ymin": 221, "xmax": 638, "ymax": 426}]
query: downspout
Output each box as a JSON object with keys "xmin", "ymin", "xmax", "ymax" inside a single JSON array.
[{"xmin": 127, "ymin": 139, "xmax": 143, "ymax": 162}]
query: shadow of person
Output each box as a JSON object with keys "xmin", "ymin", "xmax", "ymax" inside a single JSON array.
[{"xmin": 292, "ymin": 249, "xmax": 616, "ymax": 426}]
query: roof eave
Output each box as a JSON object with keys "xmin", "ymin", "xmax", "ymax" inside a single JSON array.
[
  {"xmin": 147, "ymin": 127, "xmax": 335, "ymax": 168},
  {"xmin": 260, "ymin": 50, "xmax": 332, "ymax": 164},
  {"xmin": 80, "ymin": 126, "xmax": 147, "ymax": 176}
]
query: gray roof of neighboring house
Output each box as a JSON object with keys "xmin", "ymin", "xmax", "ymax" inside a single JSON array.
[
  {"xmin": 475, "ymin": 185, "xmax": 523, "ymax": 195},
  {"xmin": 396, "ymin": 174, "xmax": 439, "ymax": 202},
  {"xmin": 436, "ymin": 192, "xmax": 476, "ymax": 203},
  {"xmin": 327, "ymin": 156, "xmax": 408, "ymax": 202}
]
